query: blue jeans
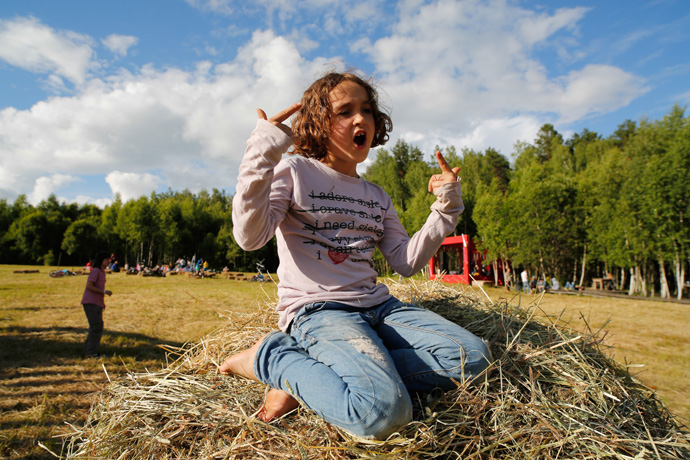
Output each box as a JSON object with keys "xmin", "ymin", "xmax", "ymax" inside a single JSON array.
[{"xmin": 253, "ymin": 297, "xmax": 490, "ymax": 439}]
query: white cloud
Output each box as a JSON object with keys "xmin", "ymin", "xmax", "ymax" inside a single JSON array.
[
  {"xmin": 390, "ymin": 115, "xmax": 543, "ymax": 164},
  {"xmin": 188, "ymin": 0, "xmax": 386, "ymax": 40},
  {"xmin": 0, "ymin": 0, "xmax": 653, "ymax": 205},
  {"xmin": 311, "ymin": 0, "xmax": 385, "ymax": 37},
  {"xmin": 518, "ymin": 6, "xmax": 589, "ymax": 45},
  {"xmin": 0, "ymin": 16, "xmax": 93, "ymax": 84},
  {"xmin": 184, "ymin": 0, "xmax": 233, "ymax": 15},
  {"xmin": 101, "ymin": 34, "xmax": 138, "ymax": 57},
  {"xmin": 0, "ymin": 29, "xmax": 318, "ymax": 203},
  {"xmin": 42, "ymin": 74, "xmax": 69, "ymax": 94},
  {"xmin": 106, "ymin": 171, "xmax": 161, "ymax": 202},
  {"xmin": 557, "ymin": 64, "xmax": 648, "ymax": 121},
  {"xmin": 74, "ymin": 195, "xmax": 113, "ymax": 208},
  {"xmin": 455, "ymin": 116, "xmax": 544, "ymax": 158},
  {"xmin": 357, "ymin": 0, "xmax": 647, "ymax": 155},
  {"xmin": 28, "ymin": 174, "xmax": 80, "ymax": 205}
]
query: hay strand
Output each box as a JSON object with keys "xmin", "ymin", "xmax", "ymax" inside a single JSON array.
[{"xmin": 63, "ymin": 280, "xmax": 690, "ymax": 459}]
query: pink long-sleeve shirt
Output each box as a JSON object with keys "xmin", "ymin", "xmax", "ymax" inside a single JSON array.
[
  {"xmin": 232, "ymin": 120, "xmax": 464, "ymax": 331},
  {"xmin": 81, "ymin": 268, "xmax": 107, "ymax": 308}
]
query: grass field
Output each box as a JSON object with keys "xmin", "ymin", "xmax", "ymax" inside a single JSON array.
[
  {"xmin": 0, "ymin": 264, "xmax": 277, "ymax": 459},
  {"xmin": 0, "ymin": 265, "xmax": 688, "ymax": 459}
]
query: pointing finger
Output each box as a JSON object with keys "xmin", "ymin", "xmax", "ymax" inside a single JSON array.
[
  {"xmin": 269, "ymin": 102, "xmax": 302, "ymax": 124},
  {"xmin": 257, "ymin": 108, "xmax": 268, "ymax": 120},
  {"xmin": 436, "ymin": 150, "xmax": 452, "ymax": 173}
]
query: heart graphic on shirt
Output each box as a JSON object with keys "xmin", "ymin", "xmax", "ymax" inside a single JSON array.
[{"xmin": 328, "ymin": 250, "xmax": 349, "ymax": 265}]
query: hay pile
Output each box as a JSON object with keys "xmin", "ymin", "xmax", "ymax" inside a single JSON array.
[{"xmin": 64, "ymin": 280, "xmax": 690, "ymax": 459}]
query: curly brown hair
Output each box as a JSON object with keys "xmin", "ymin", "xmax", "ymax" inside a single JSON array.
[{"xmin": 291, "ymin": 71, "xmax": 392, "ymax": 159}]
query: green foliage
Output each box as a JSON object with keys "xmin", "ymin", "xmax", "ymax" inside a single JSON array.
[
  {"xmin": 62, "ymin": 217, "xmax": 101, "ymax": 261},
  {"xmin": 99, "ymin": 194, "xmax": 123, "ymax": 256},
  {"xmin": 0, "ymin": 198, "xmax": 23, "ymax": 264},
  {"xmin": 0, "ymin": 189, "xmax": 252, "ymax": 271},
  {"xmin": 533, "ymin": 123, "xmax": 564, "ymax": 162},
  {"xmin": 473, "ymin": 180, "xmax": 509, "ymax": 262},
  {"xmin": 10, "ymin": 205, "xmax": 70, "ymax": 265},
  {"xmin": 363, "ymin": 140, "xmax": 436, "ymax": 236},
  {"xmin": 455, "ymin": 146, "xmax": 511, "ymax": 237},
  {"xmin": 0, "ymin": 107, "xmax": 688, "ymax": 293}
]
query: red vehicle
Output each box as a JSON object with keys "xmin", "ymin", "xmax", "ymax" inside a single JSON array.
[{"xmin": 428, "ymin": 235, "xmax": 508, "ymax": 286}]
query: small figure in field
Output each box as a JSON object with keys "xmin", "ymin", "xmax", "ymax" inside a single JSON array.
[
  {"xmin": 521, "ymin": 269, "xmax": 529, "ymax": 293},
  {"xmin": 220, "ymin": 71, "xmax": 491, "ymax": 439},
  {"xmin": 81, "ymin": 250, "xmax": 113, "ymax": 358}
]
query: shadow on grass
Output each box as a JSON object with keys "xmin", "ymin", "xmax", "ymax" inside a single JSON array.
[
  {"xmin": 0, "ymin": 327, "xmax": 186, "ymax": 459},
  {"xmin": 0, "ymin": 326, "xmax": 184, "ymax": 370}
]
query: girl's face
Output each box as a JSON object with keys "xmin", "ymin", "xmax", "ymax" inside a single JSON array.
[
  {"xmin": 322, "ymin": 81, "xmax": 375, "ymax": 177},
  {"xmin": 100, "ymin": 258, "xmax": 109, "ymax": 270}
]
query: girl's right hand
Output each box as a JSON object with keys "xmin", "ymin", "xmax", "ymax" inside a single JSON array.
[
  {"xmin": 257, "ymin": 102, "xmax": 302, "ymax": 139},
  {"xmin": 428, "ymin": 150, "xmax": 461, "ymax": 193}
]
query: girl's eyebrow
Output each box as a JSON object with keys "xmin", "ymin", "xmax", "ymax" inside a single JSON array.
[
  {"xmin": 332, "ymin": 100, "xmax": 353, "ymax": 111},
  {"xmin": 333, "ymin": 99, "xmax": 372, "ymax": 110}
]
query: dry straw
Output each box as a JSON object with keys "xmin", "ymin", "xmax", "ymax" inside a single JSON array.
[{"xmin": 62, "ymin": 280, "xmax": 690, "ymax": 459}]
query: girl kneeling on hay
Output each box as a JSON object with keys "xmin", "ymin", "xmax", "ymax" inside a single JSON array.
[{"xmin": 220, "ymin": 70, "xmax": 490, "ymax": 440}]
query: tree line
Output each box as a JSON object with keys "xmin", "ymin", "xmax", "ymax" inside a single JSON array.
[
  {"xmin": 0, "ymin": 189, "xmax": 277, "ymax": 273},
  {"xmin": 472, "ymin": 106, "xmax": 688, "ymax": 299},
  {"xmin": 362, "ymin": 105, "xmax": 689, "ymax": 299},
  {"xmin": 1, "ymin": 106, "xmax": 687, "ymax": 298}
]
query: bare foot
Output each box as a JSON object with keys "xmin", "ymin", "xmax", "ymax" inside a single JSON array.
[
  {"xmin": 218, "ymin": 333, "xmax": 268, "ymax": 380},
  {"xmin": 257, "ymin": 388, "xmax": 299, "ymax": 422}
]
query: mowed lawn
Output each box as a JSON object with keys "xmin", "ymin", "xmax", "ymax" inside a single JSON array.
[
  {"xmin": 1, "ymin": 265, "xmax": 688, "ymax": 458},
  {"xmin": 0, "ymin": 264, "xmax": 277, "ymax": 459}
]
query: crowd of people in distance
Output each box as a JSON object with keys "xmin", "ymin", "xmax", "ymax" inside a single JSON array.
[
  {"xmin": 519, "ymin": 269, "xmax": 570, "ymax": 294},
  {"xmin": 517, "ymin": 269, "xmax": 617, "ymax": 294},
  {"xmin": 83, "ymin": 254, "xmax": 217, "ymax": 277},
  {"xmin": 171, "ymin": 256, "xmax": 215, "ymax": 276}
]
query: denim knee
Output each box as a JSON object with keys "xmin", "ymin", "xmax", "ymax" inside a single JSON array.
[
  {"xmin": 345, "ymin": 390, "xmax": 413, "ymax": 440},
  {"xmin": 443, "ymin": 337, "xmax": 491, "ymax": 385},
  {"xmin": 425, "ymin": 337, "xmax": 492, "ymax": 388},
  {"xmin": 466, "ymin": 339, "xmax": 492, "ymax": 379}
]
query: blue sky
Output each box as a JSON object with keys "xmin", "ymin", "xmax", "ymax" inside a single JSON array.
[{"xmin": 1, "ymin": 0, "xmax": 689, "ymax": 207}]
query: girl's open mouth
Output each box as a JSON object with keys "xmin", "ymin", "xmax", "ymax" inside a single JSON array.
[{"xmin": 354, "ymin": 132, "xmax": 367, "ymax": 147}]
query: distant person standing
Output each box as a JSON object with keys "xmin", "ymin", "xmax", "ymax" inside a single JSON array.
[
  {"xmin": 81, "ymin": 251, "xmax": 113, "ymax": 358},
  {"xmin": 521, "ymin": 269, "xmax": 529, "ymax": 293}
]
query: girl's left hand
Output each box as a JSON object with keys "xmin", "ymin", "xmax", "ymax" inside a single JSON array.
[{"xmin": 428, "ymin": 150, "xmax": 461, "ymax": 192}]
